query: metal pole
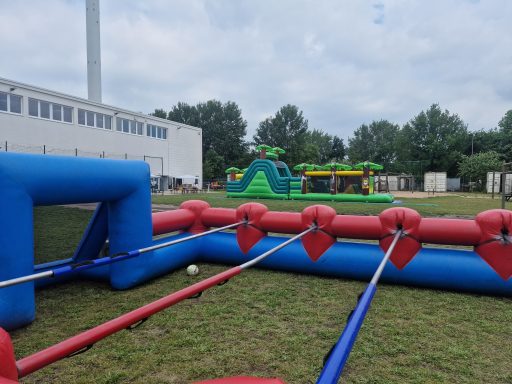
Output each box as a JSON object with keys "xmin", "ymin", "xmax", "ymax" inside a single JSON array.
[
  {"xmin": 492, "ymin": 171, "xmax": 495, "ymax": 199},
  {"xmin": 317, "ymin": 230, "xmax": 403, "ymax": 384},
  {"xmin": 16, "ymin": 227, "xmax": 316, "ymax": 377},
  {"xmin": 502, "ymin": 163, "xmax": 506, "ymax": 210},
  {"xmin": 5, "ymin": 141, "xmax": 7, "ymax": 152},
  {"xmin": 86, "ymin": 0, "xmax": 102, "ymax": 102},
  {"xmin": 43, "ymin": 145, "xmax": 46, "ymax": 155},
  {"xmin": 240, "ymin": 227, "xmax": 315, "ymax": 269},
  {"xmin": 0, "ymin": 221, "xmax": 245, "ymax": 289}
]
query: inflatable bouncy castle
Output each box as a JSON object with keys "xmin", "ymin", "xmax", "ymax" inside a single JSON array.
[{"xmin": 226, "ymin": 145, "xmax": 394, "ymax": 203}]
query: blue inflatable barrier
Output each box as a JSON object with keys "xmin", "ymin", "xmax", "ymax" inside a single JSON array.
[{"xmin": 0, "ymin": 152, "xmax": 152, "ymax": 329}]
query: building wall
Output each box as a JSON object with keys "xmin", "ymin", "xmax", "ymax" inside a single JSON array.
[{"xmin": 0, "ymin": 78, "xmax": 202, "ymax": 185}]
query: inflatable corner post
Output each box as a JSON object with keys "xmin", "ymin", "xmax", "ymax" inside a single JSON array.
[{"xmin": 0, "ymin": 152, "xmax": 152, "ymax": 330}]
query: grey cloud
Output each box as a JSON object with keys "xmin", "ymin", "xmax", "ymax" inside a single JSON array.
[{"xmin": 0, "ymin": 0, "xmax": 511, "ymax": 140}]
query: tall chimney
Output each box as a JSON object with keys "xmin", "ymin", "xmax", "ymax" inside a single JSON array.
[{"xmin": 86, "ymin": 0, "xmax": 102, "ymax": 102}]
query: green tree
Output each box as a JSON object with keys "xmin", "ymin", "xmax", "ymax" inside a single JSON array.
[
  {"xmin": 466, "ymin": 129, "xmax": 502, "ymax": 156},
  {"xmin": 151, "ymin": 108, "xmax": 168, "ymax": 119},
  {"xmin": 330, "ymin": 136, "xmax": 346, "ymax": 162},
  {"xmin": 348, "ymin": 119, "xmax": 399, "ymax": 171},
  {"xmin": 168, "ymin": 102, "xmax": 200, "ymax": 127},
  {"xmin": 167, "ymin": 100, "xmax": 248, "ymax": 170},
  {"xmin": 300, "ymin": 129, "xmax": 333, "ymax": 164},
  {"xmin": 397, "ymin": 104, "xmax": 468, "ymax": 176},
  {"xmin": 196, "ymin": 100, "xmax": 248, "ymax": 167},
  {"xmin": 457, "ymin": 151, "xmax": 502, "ymax": 191},
  {"xmin": 498, "ymin": 110, "xmax": 512, "ymax": 161},
  {"xmin": 203, "ymin": 149, "xmax": 225, "ymax": 180},
  {"xmin": 253, "ymin": 104, "xmax": 309, "ymax": 164}
]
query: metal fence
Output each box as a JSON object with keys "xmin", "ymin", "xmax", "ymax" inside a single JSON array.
[
  {"xmin": 2, "ymin": 140, "xmax": 148, "ymax": 161},
  {"xmin": 1, "ymin": 140, "xmax": 157, "ymax": 170}
]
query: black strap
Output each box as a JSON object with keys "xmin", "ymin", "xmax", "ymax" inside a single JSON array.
[
  {"xmin": 65, "ymin": 344, "xmax": 93, "ymax": 358},
  {"xmin": 111, "ymin": 252, "xmax": 130, "ymax": 259},
  {"xmin": 217, "ymin": 279, "xmax": 230, "ymax": 286},
  {"xmin": 70, "ymin": 260, "xmax": 95, "ymax": 270},
  {"xmin": 188, "ymin": 291, "xmax": 203, "ymax": 299},
  {"xmin": 126, "ymin": 317, "xmax": 148, "ymax": 331}
]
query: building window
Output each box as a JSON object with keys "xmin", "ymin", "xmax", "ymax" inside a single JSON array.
[
  {"xmin": 52, "ymin": 104, "xmax": 62, "ymax": 121},
  {"xmin": 78, "ymin": 109, "xmax": 85, "ymax": 125},
  {"xmin": 28, "ymin": 98, "xmax": 73, "ymax": 123},
  {"xmin": 104, "ymin": 115, "xmax": 112, "ymax": 130},
  {"xmin": 40, "ymin": 101, "xmax": 50, "ymax": 119},
  {"xmin": 29, "ymin": 98, "xmax": 38, "ymax": 116},
  {"xmin": 0, "ymin": 93, "xmax": 6, "ymax": 112},
  {"xmin": 63, "ymin": 106, "xmax": 73, "ymax": 123},
  {"xmin": 146, "ymin": 123, "xmax": 167, "ymax": 139},
  {"xmin": 86, "ymin": 111, "xmax": 94, "ymax": 126},
  {"xmin": 78, "ymin": 108, "xmax": 112, "ymax": 130},
  {"xmin": 0, "ymin": 92, "xmax": 22, "ymax": 114},
  {"xmin": 116, "ymin": 117, "xmax": 143, "ymax": 135}
]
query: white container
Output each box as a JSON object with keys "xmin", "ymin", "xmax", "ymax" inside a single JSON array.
[
  {"xmin": 424, "ymin": 172, "xmax": 447, "ymax": 192},
  {"xmin": 375, "ymin": 175, "xmax": 398, "ymax": 191},
  {"xmin": 486, "ymin": 172, "xmax": 501, "ymax": 194},
  {"xmin": 486, "ymin": 172, "xmax": 512, "ymax": 194}
]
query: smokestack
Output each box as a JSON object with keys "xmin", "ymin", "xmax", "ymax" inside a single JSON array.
[{"xmin": 86, "ymin": 0, "xmax": 102, "ymax": 102}]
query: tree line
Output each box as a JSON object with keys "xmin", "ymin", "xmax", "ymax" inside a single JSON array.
[{"xmin": 152, "ymin": 102, "xmax": 512, "ymax": 183}]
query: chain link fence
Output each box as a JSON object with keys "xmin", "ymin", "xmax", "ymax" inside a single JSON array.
[{"xmin": 1, "ymin": 140, "xmax": 162, "ymax": 173}]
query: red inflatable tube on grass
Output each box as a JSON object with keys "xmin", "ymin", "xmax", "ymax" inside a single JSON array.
[
  {"xmin": 258, "ymin": 211, "xmax": 303, "ymax": 234},
  {"xmin": 15, "ymin": 267, "xmax": 242, "ymax": 378},
  {"xmin": 179, "ymin": 200, "xmax": 211, "ymax": 233},
  {"xmin": 201, "ymin": 208, "xmax": 237, "ymax": 227},
  {"xmin": 330, "ymin": 215, "xmax": 382, "ymax": 239},
  {"xmin": 419, "ymin": 218, "xmax": 481, "ymax": 245},
  {"xmin": 379, "ymin": 208, "xmax": 422, "ymax": 269},
  {"xmin": 150, "ymin": 202, "xmax": 512, "ymax": 279},
  {"xmin": 236, "ymin": 203, "xmax": 268, "ymax": 254},
  {"xmin": 301, "ymin": 205, "xmax": 337, "ymax": 261},
  {"xmin": 152, "ymin": 209, "xmax": 196, "ymax": 236},
  {"xmin": 0, "ymin": 329, "xmax": 17, "ymax": 383},
  {"xmin": 475, "ymin": 209, "xmax": 512, "ymax": 280}
]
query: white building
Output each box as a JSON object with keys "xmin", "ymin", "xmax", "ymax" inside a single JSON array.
[{"xmin": 0, "ymin": 77, "xmax": 202, "ymax": 189}]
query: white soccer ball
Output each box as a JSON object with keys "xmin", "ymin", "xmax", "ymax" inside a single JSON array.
[{"xmin": 186, "ymin": 264, "xmax": 199, "ymax": 276}]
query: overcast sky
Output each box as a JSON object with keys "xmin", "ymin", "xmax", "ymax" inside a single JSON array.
[{"xmin": 1, "ymin": 0, "xmax": 511, "ymax": 140}]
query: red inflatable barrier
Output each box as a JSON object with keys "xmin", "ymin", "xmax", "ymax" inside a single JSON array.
[
  {"xmin": 16, "ymin": 267, "xmax": 242, "ymax": 378},
  {"xmin": 201, "ymin": 207, "xmax": 237, "ymax": 228},
  {"xmin": 475, "ymin": 210, "xmax": 512, "ymax": 280},
  {"xmin": 236, "ymin": 203, "xmax": 268, "ymax": 254},
  {"xmin": 418, "ymin": 218, "xmax": 481, "ymax": 245},
  {"xmin": 152, "ymin": 209, "xmax": 196, "ymax": 236},
  {"xmin": 379, "ymin": 208, "xmax": 422, "ymax": 269},
  {"xmin": 0, "ymin": 329, "xmax": 16, "ymax": 383},
  {"xmin": 150, "ymin": 201, "xmax": 512, "ymax": 278},
  {"xmin": 301, "ymin": 205, "xmax": 337, "ymax": 261}
]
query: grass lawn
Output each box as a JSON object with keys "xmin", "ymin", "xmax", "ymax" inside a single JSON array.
[
  {"xmin": 152, "ymin": 192, "xmax": 511, "ymax": 217},
  {"xmin": 8, "ymin": 203, "xmax": 512, "ymax": 383}
]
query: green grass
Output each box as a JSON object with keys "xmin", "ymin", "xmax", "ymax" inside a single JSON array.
[
  {"xmin": 34, "ymin": 206, "xmax": 94, "ymax": 264},
  {"xmin": 153, "ymin": 192, "xmax": 511, "ymax": 217},
  {"xmin": 8, "ymin": 204, "xmax": 512, "ymax": 383}
]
